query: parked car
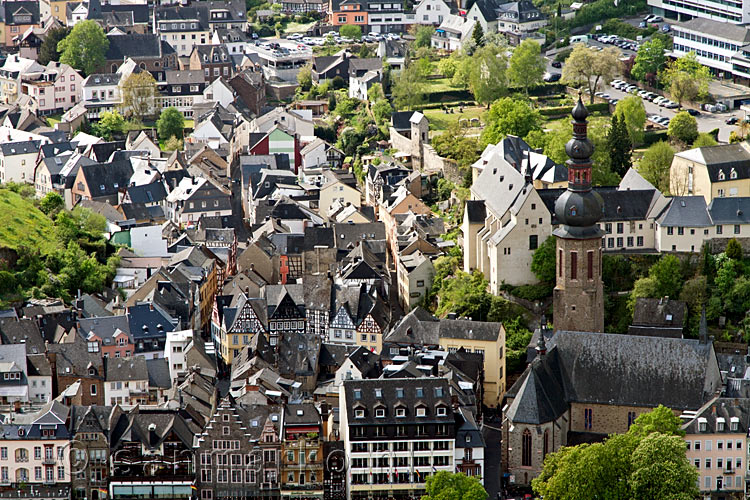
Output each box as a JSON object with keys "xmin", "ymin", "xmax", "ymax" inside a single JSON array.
[
  {"xmin": 664, "ymin": 101, "xmax": 678, "ymax": 109},
  {"xmin": 609, "ymin": 98, "xmax": 619, "ymax": 105},
  {"xmin": 551, "ymin": 60, "xmax": 562, "ymax": 68},
  {"xmin": 639, "ymin": 21, "xmax": 647, "ymax": 28},
  {"xmin": 544, "ymin": 73, "xmax": 562, "ymax": 82},
  {"xmin": 661, "ymin": 23, "xmax": 671, "ymax": 32},
  {"xmin": 287, "ymin": 33, "xmax": 302, "ymax": 40},
  {"xmin": 651, "ymin": 15, "xmax": 663, "ymax": 22},
  {"xmin": 726, "ymin": 116, "xmax": 739, "ymax": 125},
  {"xmin": 687, "ymin": 108, "xmax": 700, "ymax": 116}
]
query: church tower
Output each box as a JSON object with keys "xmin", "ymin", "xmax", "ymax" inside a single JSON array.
[{"xmin": 552, "ymin": 96, "xmax": 605, "ymax": 333}]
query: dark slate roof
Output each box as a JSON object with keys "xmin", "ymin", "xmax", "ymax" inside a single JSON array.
[
  {"xmin": 682, "ymin": 398, "xmax": 750, "ymax": 434},
  {"xmin": 80, "ymin": 161, "xmax": 134, "ymax": 198},
  {"xmin": 126, "ymin": 181, "xmax": 168, "ymax": 204},
  {"xmin": 319, "ymin": 343, "xmax": 357, "ymax": 368},
  {"xmin": 439, "ymin": 319, "xmax": 503, "ymax": 341},
  {"xmin": 283, "ymin": 403, "xmax": 320, "ymax": 426},
  {"xmin": 656, "ymin": 196, "xmax": 712, "ymax": 227},
  {"xmin": 40, "ymin": 142, "xmax": 74, "ymax": 159},
  {"xmin": 332, "ymin": 222, "xmax": 386, "ymax": 251},
  {"xmin": 342, "ymin": 377, "xmax": 452, "ymax": 425},
  {"xmin": 0, "ymin": 140, "xmax": 41, "ymax": 156},
  {"xmin": 507, "ymin": 331, "xmax": 723, "ymax": 425},
  {"xmin": 347, "ymin": 346, "xmax": 381, "ymax": 377},
  {"xmin": 384, "ymin": 306, "xmax": 440, "ymax": 345},
  {"xmin": 105, "ymin": 356, "xmax": 148, "ymax": 381},
  {"xmin": 473, "ymin": 0, "xmax": 505, "ymax": 21},
  {"xmin": 465, "ymin": 200, "xmax": 486, "ymax": 223},
  {"xmin": 106, "ymin": 33, "xmax": 176, "ymax": 60},
  {"xmin": 678, "ymin": 143, "xmax": 750, "ymax": 182},
  {"xmin": 708, "ymin": 197, "xmax": 750, "ymax": 224},
  {"xmin": 303, "ymin": 226, "xmax": 334, "ymax": 251},
  {"xmin": 146, "ymin": 358, "xmax": 172, "ymax": 388},
  {"xmin": 632, "ymin": 297, "xmax": 687, "ymax": 328},
  {"xmin": 391, "ymin": 111, "xmax": 416, "ymax": 131},
  {"xmin": 90, "ymin": 141, "xmax": 126, "ymax": 162},
  {"xmin": 4, "ymin": 1, "xmax": 40, "ymax": 25},
  {"xmin": 538, "ymin": 186, "xmax": 658, "ymax": 223}
]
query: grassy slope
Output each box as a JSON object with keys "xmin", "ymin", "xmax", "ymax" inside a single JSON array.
[
  {"xmin": 423, "ymin": 107, "xmax": 485, "ymax": 131},
  {"xmin": 0, "ymin": 190, "xmax": 56, "ymax": 255}
]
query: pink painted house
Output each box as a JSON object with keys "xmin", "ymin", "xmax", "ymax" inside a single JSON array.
[{"xmin": 682, "ymin": 398, "xmax": 749, "ymax": 498}]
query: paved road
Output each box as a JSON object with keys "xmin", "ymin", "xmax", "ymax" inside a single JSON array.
[{"xmin": 482, "ymin": 423, "xmax": 502, "ymax": 499}]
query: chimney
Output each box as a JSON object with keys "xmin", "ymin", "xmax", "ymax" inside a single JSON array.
[{"xmin": 535, "ymin": 333, "xmax": 547, "ymax": 357}]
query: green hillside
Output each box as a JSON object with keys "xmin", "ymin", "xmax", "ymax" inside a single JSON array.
[{"xmin": 0, "ymin": 190, "xmax": 56, "ymax": 255}]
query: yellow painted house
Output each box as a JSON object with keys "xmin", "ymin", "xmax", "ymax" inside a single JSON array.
[
  {"xmin": 383, "ymin": 307, "xmax": 507, "ymax": 408},
  {"xmin": 670, "ymin": 142, "xmax": 750, "ymax": 201}
]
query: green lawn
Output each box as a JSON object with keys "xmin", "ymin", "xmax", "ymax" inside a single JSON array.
[
  {"xmin": 45, "ymin": 114, "xmax": 62, "ymax": 128},
  {"xmin": 424, "ymin": 78, "xmax": 462, "ymax": 94},
  {"xmin": 423, "ymin": 106, "xmax": 486, "ymax": 132},
  {"xmin": 284, "ymin": 21, "xmax": 316, "ymax": 33},
  {"xmin": 0, "ymin": 190, "xmax": 56, "ymax": 255}
]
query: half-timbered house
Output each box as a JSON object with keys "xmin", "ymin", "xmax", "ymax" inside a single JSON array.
[{"xmin": 264, "ymin": 285, "xmax": 306, "ymax": 348}]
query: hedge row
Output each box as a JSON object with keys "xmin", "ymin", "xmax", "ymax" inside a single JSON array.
[{"xmin": 539, "ymin": 102, "xmax": 609, "ymax": 116}]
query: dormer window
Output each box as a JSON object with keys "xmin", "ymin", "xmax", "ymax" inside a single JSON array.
[
  {"xmin": 395, "ymin": 408, "xmax": 405, "ymax": 418},
  {"xmin": 699, "ymin": 417, "xmax": 707, "ymax": 432},
  {"xmin": 435, "ymin": 387, "xmax": 444, "ymax": 397},
  {"xmin": 375, "ymin": 409, "xmax": 385, "ymax": 418},
  {"xmin": 374, "ymin": 388, "xmax": 382, "ymax": 398},
  {"xmin": 416, "ymin": 407, "xmax": 426, "ymax": 417},
  {"xmin": 731, "ymin": 417, "xmax": 740, "ymax": 431},
  {"xmin": 436, "ymin": 407, "xmax": 447, "ymax": 417},
  {"xmin": 354, "ymin": 409, "xmax": 365, "ymax": 418},
  {"xmin": 396, "ymin": 388, "xmax": 404, "ymax": 398},
  {"xmin": 717, "ymin": 417, "xmax": 725, "ymax": 431},
  {"xmin": 354, "ymin": 389, "xmax": 361, "ymax": 400},
  {"xmin": 719, "ymin": 170, "xmax": 726, "ymax": 180},
  {"xmin": 88, "ymin": 368, "xmax": 95, "ymax": 376},
  {"xmin": 416, "ymin": 387, "xmax": 423, "ymax": 397},
  {"xmin": 731, "ymin": 168, "xmax": 738, "ymax": 179}
]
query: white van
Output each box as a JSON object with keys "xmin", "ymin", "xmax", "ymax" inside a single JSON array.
[{"xmin": 570, "ymin": 35, "xmax": 589, "ymax": 44}]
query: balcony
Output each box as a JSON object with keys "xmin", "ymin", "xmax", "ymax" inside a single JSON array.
[
  {"xmin": 725, "ymin": 468, "xmax": 736, "ymax": 475},
  {"xmin": 282, "ymin": 462, "xmax": 322, "ymax": 470},
  {"xmin": 43, "ymin": 457, "xmax": 56, "ymax": 465},
  {"xmin": 43, "ymin": 478, "xmax": 56, "ymax": 485}
]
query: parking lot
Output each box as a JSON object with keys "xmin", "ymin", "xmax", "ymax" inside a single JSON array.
[
  {"xmin": 281, "ymin": 31, "xmax": 401, "ymax": 47},
  {"xmin": 599, "ymin": 81, "xmax": 743, "ymax": 142}
]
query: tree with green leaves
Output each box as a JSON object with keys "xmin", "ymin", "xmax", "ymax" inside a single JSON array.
[
  {"xmin": 392, "ymin": 61, "xmax": 426, "ymax": 110},
  {"xmin": 562, "ymin": 44, "xmax": 620, "ymax": 104},
  {"xmin": 468, "ymin": 44, "xmax": 509, "ymax": 107},
  {"xmin": 481, "ymin": 97, "xmax": 541, "ymax": 145},
  {"xmin": 163, "ymin": 136, "xmax": 184, "ymax": 151},
  {"xmin": 533, "ymin": 405, "xmax": 697, "ymax": 500},
  {"xmin": 92, "ymin": 110, "xmax": 125, "ymax": 141},
  {"xmin": 661, "ymin": 52, "xmax": 711, "ymax": 107},
  {"xmin": 531, "ymin": 236, "xmax": 556, "ymax": 283},
  {"xmin": 297, "ymin": 63, "xmax": 312, "ymax": 92},
  {"xmin": 414, "ymin": 25, "xmax": 433, "ymax": 48},
  {"xmin": 38, "ymin": 26, "xmax": 70, "ymax": 65},
  {"xmin": 726, "ymin": 238, "xmax": 743, "ymax": 260},
  {"xmin": 339, "ymin": 24, "xmax": 362, "ymax": 40},
  {"xmin": 630, "ymin": 254, "xmax": 683, "ymax": 310},
  {"xmin": 607, "ymin": 114, "xmax": 632, "ymax": 177},
  {"xmin": 120, "ymin": 71, "xmax": 157, "ymax": 122},
  {"xmin": 614, "ymin": 95, "xmax": 646, "ymax": 146},
  {"xmin": 58, "ymin": 20, "xmax": 109, "ymax": 76},
  {"xmin": 423, "ymin": 471, "xmax": 486, "ymax": 500},
  {"xmin": 157, "ymin": 107, "xmax": 185, "ymax": 141},
  {"xmin": 630, "ymin": 38, "xmax": 667, "ymax": 85},
  {"xmin": 367, "ymin": 82, "xmax": 385, "ymax": 102},
  {"xmin": 472, "ymin": 22, "xmax": 484, "ymax": 47},
  {"xmin": 371, "ymin": 98, "xmax": 392, "ymax": 127},
  {"xmin": 415, "ymin": 57, "xmax": 433, "ymax": 78},
  {"xmin": 637, "ymin": 141, "xmax": 674, "ymax": 193},
  {"xmin": 39, "ymin": 192, "xmax": 64, "ymax": 217},
  {"xmin": 668, "ymin": 111, "xmax": 699, "ymax": 145},
  {"xmin": 692, "ymin": 132, "xmax": 718, "ymax": 148},
  {"xmin": 508, "ymin": 39, "xmax": 545, "ymax": 95}
]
